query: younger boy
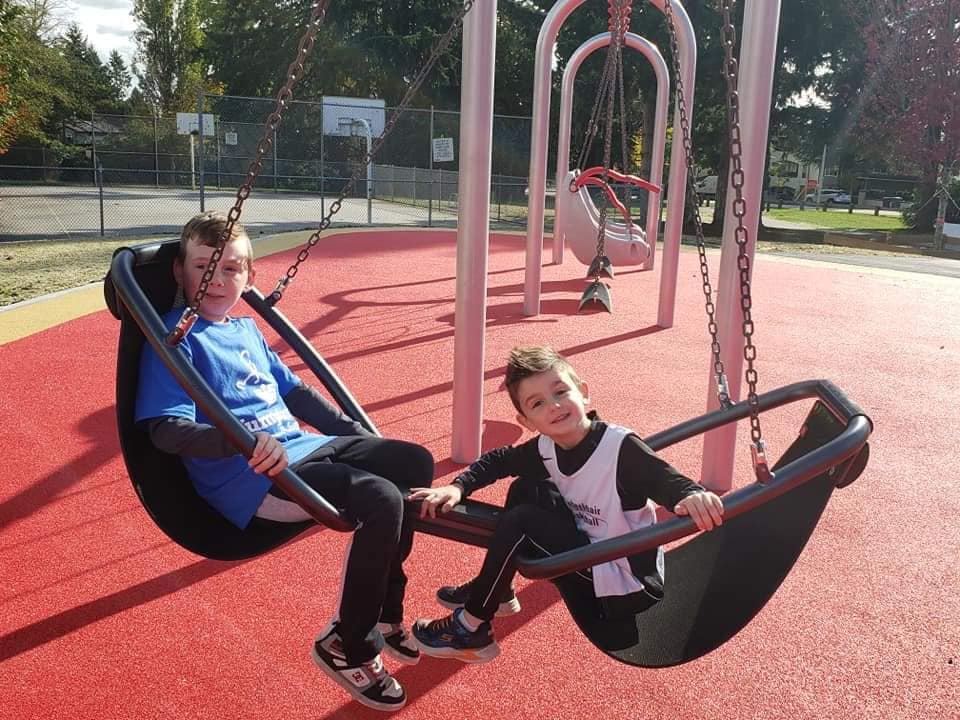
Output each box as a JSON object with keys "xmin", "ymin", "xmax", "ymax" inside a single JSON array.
[
  {"xmin": 136, "ymin": 211, "xmax": 432, "ymax": 711},
  {"xmin": 409, "ymin": 346, "xmax": 723, "ymax": 662}
]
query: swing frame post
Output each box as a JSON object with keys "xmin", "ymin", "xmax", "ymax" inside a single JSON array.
[
  {"xmin": 451, "ymin": 0, "xmax": 498, "ymax": 463},
  {"xmin": 700, "ymin": 0, "xmax": 782, "ymax": 493}
]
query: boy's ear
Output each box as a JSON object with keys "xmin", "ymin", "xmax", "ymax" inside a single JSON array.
[
  {"xmin": 244, "ymin": 264, "xmax": 257, "ymax": 290},
  {"xmin": 580, "ymin": 381, "xmax": 590, "ymax": 404},
  {"xmin": 172, "ymin": 258, "xmax": 184, "ymax": 286},
  {"xmin": 516, "ymin": 411, "xmax": 536, "ymax": 433}
]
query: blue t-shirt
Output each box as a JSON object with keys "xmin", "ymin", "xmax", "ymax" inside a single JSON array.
[{"xmin": 135, "ymin": 309, "xmax": 333, "ymax": 528}]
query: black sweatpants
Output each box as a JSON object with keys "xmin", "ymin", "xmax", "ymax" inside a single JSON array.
[
  {"xmin": 266, "ymin": 436, "xmax": 434, "ymax": 664},
  {"xmin": 464, "ymin": 479, "xmax": 592, "ymax": 622}
]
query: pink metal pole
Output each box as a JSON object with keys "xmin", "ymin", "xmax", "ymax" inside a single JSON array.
[
  {"xmin": 523, "ymin": 0, "xmax": 587, "ymax": 316},
  {"xmin": 699, "ymin": 0, "xmax": 781, "ymax": 492},
  {"xmin": 554, "ymin": 32, "xmax": 669, "ymax": 269},
  {"xmin": 451, "ymin": 0, "xmax": 498, "ymax": 463}
]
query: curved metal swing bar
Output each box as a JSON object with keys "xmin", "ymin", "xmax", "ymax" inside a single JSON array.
[
  {"xmin": 109, "ymin": 244, "xmax": 358, "ymax": 533},
  {"xmin": 516, "ymin": 379, "xmax": 872, "ymax": 580}
]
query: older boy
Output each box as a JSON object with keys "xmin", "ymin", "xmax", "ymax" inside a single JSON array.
[
  {"xmin": 136, "ymin": 211, "xmax": 432, "ymax": 711},
  {"xmin": 409, "ymin": 346, "xmax": 723, "ymax": 663}
]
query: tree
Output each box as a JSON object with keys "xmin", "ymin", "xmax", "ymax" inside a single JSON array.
[
  {"xmin": 0, "ymin": 0, "xmax": 74, "ymax": 151},
  {"xmin": 14, "ymin": 0, "xmax": 68, "ymax": 40},
  {"xmin": 855, "ymin": 0, "xmax": 959, "ymax": 241},
  {"xmin": 57, "ymin": 23, "xmax": 119, "ymax": 116},
  {"xmin": 133, "ymin": 0, "xmax": 204, "ymax": 114},
  {"xmin": 107, "ymin": 50, "xmax": 133, "ymax": 104}
]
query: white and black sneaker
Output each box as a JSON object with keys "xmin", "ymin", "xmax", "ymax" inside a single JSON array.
[
  {"xmin": 436, "ymin": 578, "xmax": 521, "ymax": 617},
  {"xmin": 312, "ymin": 627, "xmax": 406, "ymax": 712},
  {"xmin": 378, "ymin": 622, "xmax": 420, "ymax": 665}
]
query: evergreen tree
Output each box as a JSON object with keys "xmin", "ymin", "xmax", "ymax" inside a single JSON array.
[
  {"xmin": 107, "ymin": 50, "xmax": 133, "ymax": 105},
  {"xmin": 133, "ymin": 0, "xmax": 204, "ymax": 114}
]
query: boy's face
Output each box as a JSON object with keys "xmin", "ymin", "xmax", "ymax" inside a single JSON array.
[
  {"xmin": 174, "ymin": 237, "xmax": 255, "ymax": 323},
  {"xmin": 514, "ymin": 367, "xmax": 591, "ymax": 449}
]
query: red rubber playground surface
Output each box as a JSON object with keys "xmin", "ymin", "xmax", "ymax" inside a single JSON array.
[{"xmin": 1, "ymin": 228, "xmax": 958, "ymax": 719}]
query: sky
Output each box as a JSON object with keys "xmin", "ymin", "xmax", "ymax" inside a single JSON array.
[{"xmin": 65, "ymin": 0, "xmax": 136, "ymax": 65}]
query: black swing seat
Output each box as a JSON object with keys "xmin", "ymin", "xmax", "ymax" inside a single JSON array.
[{"xmin": 106, "ymin": 240, "xmax": 872, "ymax": 667}]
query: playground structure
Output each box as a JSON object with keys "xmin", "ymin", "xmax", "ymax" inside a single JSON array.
[
  {"xmin": 4, "ymin": 3, "xmax": 959, "ymax": 719},
  {"xmin": 474, "ymin": 0, "xmax": 784, "ymax": 494},
  {"xmin": 100, "ymin": 0, "xmax": 874, "ymax": 673}
]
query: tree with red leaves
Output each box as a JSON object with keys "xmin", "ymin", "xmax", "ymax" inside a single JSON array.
[{"xmin": 857, "ymin": 0, "xmax": 959, "ymax": 245}]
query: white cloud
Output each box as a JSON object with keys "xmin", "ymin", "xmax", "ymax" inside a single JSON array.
[{"xmin": 67, "ymin": 0, "xmax": 136, "ymax": 64}]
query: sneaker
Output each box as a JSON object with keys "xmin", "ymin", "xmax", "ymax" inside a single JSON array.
[
  {"xmin": 378, "ymin": 622, "xmax": 420, "ymax": 665},
  {"xmin": 312, "ymin": 627, "xmax": 406, "ymax": 712},
  {"xmin": 436, "ymin": 578, "xmax": 521, "ymax": 617},
  {"xmin": 412, "ymin": 608, "xmax": 501, "ymax": 663}
]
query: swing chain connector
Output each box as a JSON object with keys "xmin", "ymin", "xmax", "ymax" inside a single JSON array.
[
  {"xmin": 751, "ymin": 439, "xmax": 773, "ymax": 484},
  {"xmin": 716, "ymin": 373, "xmax": 732, "ymax": 408},
  {"xmin": 268, "ymin": 276, "xmax": 292, "ymax": 306},
  {"xmin": 166, "ymin": 308, "xmax": 198, "ymax": 346}
]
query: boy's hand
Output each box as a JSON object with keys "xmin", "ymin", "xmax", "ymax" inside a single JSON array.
[
  {"xmin": 408, "ymin": 485, "xmax": 463, "ymax": 518},
  {"xmin": 249, "ymin": 432, "xmax": 288, "ymax": 477},
  {"xmin": 674, "ymin": 491, "xmax": 724, "ymax": 531}
]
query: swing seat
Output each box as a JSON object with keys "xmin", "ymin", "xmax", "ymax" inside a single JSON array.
[
  {"xmin": 557, "ymin": 169, "xmax": 651, "ymax": 267},
  {"xmin": 515, "ymin": 387, "xmax": 871, "ymax": 667},
  {"xmin": 105, "ymin": 243, "xmax": 872, "ymax": 667},
  {"xmin": 104, "ymin": 241, "xmax": 344, "ymax": 561}
]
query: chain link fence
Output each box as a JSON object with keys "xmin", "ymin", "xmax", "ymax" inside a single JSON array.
[{"xmin": 0, "ymin": 96, "xmax": 534, "ymax": 240}]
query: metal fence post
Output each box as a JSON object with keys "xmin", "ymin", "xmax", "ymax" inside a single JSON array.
[
  {"xmin": 153, "ymin": 115, "xmax": 159, "ymax": 187},
  {"xmin": 428, "ymin": 105, "xmax": 434, "ymax": 226},
  {"xmin": 215, "ymin": 115, "xmax": 222, "ymax": 189},
  {"xmin": 97, "ymin": 160, "xmax": 105, "ymax": 237},
  {"xmin": 273, "ymin": 127, "xmax": 278, "ymax": 193},
  {"xmin": 319, "ymin": 103, "xmax": 325, "ymax": 217},
  {"xmin": 90, "ymin": 112, "xmax": 97, "ymax": 186},
  {"xmin": 198, "ymin": 89, "xmax": 206, "ymax": 212}
]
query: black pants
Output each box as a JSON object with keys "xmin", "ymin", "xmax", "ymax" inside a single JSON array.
[
  {"xmin": 464, "ymin": 478, "xmax": 592, "ymax": 622},
  {"xmin": 266, "ymin": 436, "xmax": 434, "ymax": 664}
]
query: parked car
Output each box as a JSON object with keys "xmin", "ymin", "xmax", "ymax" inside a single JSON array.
[{"xmin": 818, "ymin": 188, "xmax": 851, "ymax": 205}]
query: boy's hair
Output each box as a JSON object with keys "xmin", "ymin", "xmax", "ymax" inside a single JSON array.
[
  {"xmin": 505, "ymin": 346, "xmax": 581, "ymax": 414},
  {"xmin": 178, "ymin": 211, "xmax": 253, "ymax": 268}
]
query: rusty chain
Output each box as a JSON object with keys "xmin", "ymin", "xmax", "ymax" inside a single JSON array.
[
  {"xmin": 167, "ymin": 0, "xmax": 332, "ymax": 344},
  {"xmin": 268, "ymin": 0, "xmax": 476, "ymax": 305},
  {"xmin": 167, "ymin": 0, "xmax": 476, "ymax": 343}
]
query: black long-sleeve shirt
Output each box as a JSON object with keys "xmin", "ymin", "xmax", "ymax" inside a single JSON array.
[
  {"xmin": 453, "ymin": 414, "xmax": 704, "ymax": 513},
  {"xmin": 146, "ymin": 383, "xmax": 372, "ymax": 457}
]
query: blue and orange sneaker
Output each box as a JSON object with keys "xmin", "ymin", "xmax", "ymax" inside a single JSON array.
[{"xmin": 411, "ymin": 608, "xmax": 501, "ymax": 663}]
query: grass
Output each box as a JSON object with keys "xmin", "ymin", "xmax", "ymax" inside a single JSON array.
[
  {"xmin": 763, "ymin": 207, "xmax": 908, "ymax": 232},
  {"xmin": 0, "ymin": 237, "xmax": 138, "ymax": 306}
]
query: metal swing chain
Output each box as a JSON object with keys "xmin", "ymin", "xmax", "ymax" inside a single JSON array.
[
  {"xmin": 664, "ymin": 0, "xmax": 769, "ymax": 480},
  {"xmin": 269, "ymin": 0, "xmax": 476, "ymax": 305},
  {"xmin": 617, "ymin": 29, "xmax": 632, "ymax": 232},
  {"xmin": 593, "ymin": 0, "xmax": 632, "ymax": 272},
  {"xmin": 167, "ymin": 0, "xmax": 333, "ymax": 345},
  {"xmin": 575, "ymin": 27, "xmax": 618, "ymax": 174},
  {"xmin": 662, "ymin": 0, "xmax": 726, "ymax": 399},
  {"xmin": 719, "ymin": 0, "xmax": 767, "ymax": 477}
]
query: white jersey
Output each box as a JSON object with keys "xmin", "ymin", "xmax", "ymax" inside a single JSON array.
[{"xmin": 539, "ymin": 424, "xmax": 659, "ymax": 598}]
